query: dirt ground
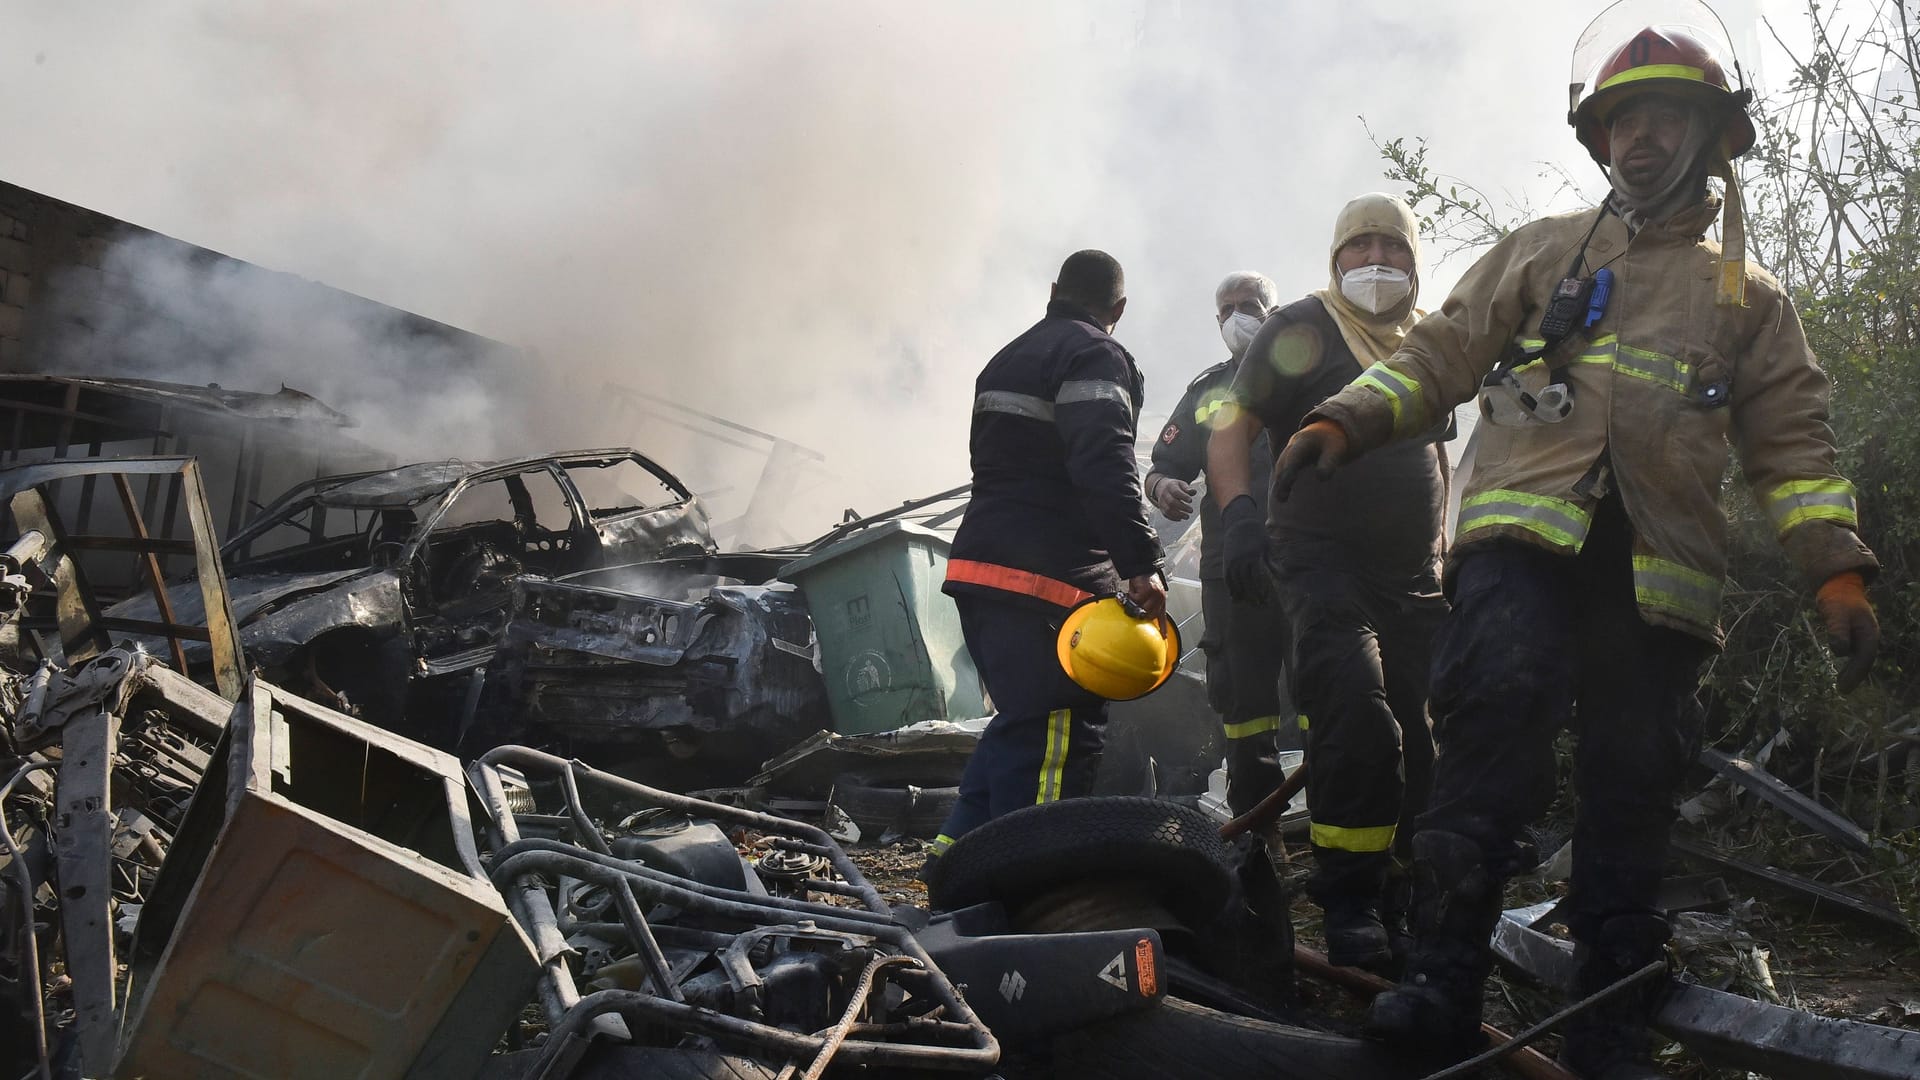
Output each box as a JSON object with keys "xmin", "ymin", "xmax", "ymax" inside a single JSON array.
[{"xmin": 844, "ymin": 834, "xmax": 1920, "ymax": 1078}]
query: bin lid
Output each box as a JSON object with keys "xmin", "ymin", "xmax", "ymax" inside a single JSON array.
[{"xmin": 776, "ymin": 519, "xmax": 952, "ymax": 581}]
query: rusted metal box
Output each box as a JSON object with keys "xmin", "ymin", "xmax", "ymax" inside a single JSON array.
[{"xmin": 117, "ymin": 680, "xmax": 538, "ymax": 1079}]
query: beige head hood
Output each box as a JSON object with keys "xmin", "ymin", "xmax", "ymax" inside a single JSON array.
[{"xmin": 1313, "ymin": 192, "xmax": 1422, "ymax": 366}]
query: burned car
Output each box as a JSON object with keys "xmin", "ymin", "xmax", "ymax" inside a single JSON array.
[
  {"xmin": 108, "ymin": 449, "xmax": 714, "ymax": 743},
  {"xmin": 468, "ymin": 552, "xmax": 828, "ymax": 770}
]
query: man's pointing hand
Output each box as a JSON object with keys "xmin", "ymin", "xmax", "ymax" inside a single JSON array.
[{"xmin": 1272, "ymin": 419, "xmax": 1353, "ymax": 501}]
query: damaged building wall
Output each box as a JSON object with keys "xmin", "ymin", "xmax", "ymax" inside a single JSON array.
[
  {"xmin": 0, "ymin": 179, "xmax": 544, "ymax": 572},
  {"xmin": 0, "ymin": 178, "xmax": 516, "ymax": 385},
  {"xmin": 0, "ymin": 179, "xmax": 527, "ymax": 478},
  {"xmin": 0, "ymin": 195, "xmax": 33, "ymax": 372}
]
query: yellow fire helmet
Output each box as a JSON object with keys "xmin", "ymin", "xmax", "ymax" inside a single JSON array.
[{"xmin": 1056, "ymin": 595, "xmax": 1182, "ymax": 701}]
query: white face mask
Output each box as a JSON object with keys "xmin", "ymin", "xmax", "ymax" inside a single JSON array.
[
  {"xmin": 1219, "ymin": 310, "xmax": 1263, "ymax": 354},
  {"xmin": 1339, "ymin": 265, "xmax": 1413, "ymax": 315}
]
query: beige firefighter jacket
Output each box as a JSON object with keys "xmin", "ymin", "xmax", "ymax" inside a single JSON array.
[{"xmin": 1309, "ymin": 198, "xmax": 1877, "ymax": 645}]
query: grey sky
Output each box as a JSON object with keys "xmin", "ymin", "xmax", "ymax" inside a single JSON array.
[{"xmin": 0, "ymin": 1, "xmax": 1809, "ymax": 524}]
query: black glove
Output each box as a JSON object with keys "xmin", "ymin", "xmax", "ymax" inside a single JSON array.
[{"xmin": 1222, "ymin": 494, "xmax": 1274, "ymax": 606}]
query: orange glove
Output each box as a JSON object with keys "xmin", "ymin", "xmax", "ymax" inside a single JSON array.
[
  {"xmin": 1272, "ymin": 420, "xmax": 1352, "ymax": 501},
  {"xmin": 1815, "ymin": 571, "xmax": 1878, "ymax": 693}
]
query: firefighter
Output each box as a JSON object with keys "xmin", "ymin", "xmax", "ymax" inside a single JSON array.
[
  {"xmin": 929, "ymin": 249, "xmax": 1167, "ymax": 861},
  {"xmin": 1206, "ymin": 194, "xmax": 1449, "ymax": 969},
  {"xmin": 1275, "ymin": 21, "xmax": 1880, "ymax": 1078},
  {"xmin": 1143, "ymin": 271, "xmax": 1296, "ymax": 817}
]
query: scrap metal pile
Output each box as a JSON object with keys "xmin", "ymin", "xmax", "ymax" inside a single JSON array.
[
  {"xmin": 3, "ymin": 453, "xmax": 1919, "ymax": 1079},
  {"xmin": 0, "ymin": 650, "xmax": 1002, "ymax": 1078},
  {"xmin": 0, "ymin": 456, "xmax": 1000, "ymax": 1079}
]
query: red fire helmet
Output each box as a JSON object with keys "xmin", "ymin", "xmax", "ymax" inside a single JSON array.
[{"xmin": 1570, "ymin": 25, "xmax": 1756, "ymax": 165}]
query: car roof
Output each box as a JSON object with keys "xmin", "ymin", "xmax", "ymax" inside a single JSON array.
[{"xmin": 311, "ymin": 449, "xmax": 657, "ymax": 509}]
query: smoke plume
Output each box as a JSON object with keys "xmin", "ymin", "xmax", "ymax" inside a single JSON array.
[{"xmin": 0, "ymin": 1, "xmax": 1785, "ymax": 541}]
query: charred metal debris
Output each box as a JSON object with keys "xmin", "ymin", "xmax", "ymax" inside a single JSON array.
[
  {"xmin": 0, "ymin": 454, "xmax": 1006, "ymax": 1078},
  {"xmin": 0, "ymin": 649, "xmax": 1002, "ymax": 1078},
  {"xmin": 1, "ymin": 451, "xmax": 1918, "ymax": 1078}
]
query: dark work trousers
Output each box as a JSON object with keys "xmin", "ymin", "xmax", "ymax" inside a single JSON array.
[
  {"xmin": 1277, "ymin": 560, "xmax": 1443, "ymax": 909},
  {"xmin": 933, "ymin": 593, "xmax": 1108, "ymax": 854},
  {"xmin": 1419, "ymin": 499, "xmax": 1709, "ymax": 944},
  {"xmin": 1202, "ymin": 577, "xmax": 1298, "ymax": 816}
]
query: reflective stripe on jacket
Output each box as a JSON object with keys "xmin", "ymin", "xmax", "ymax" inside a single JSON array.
[
  {"xmin": 1310, "ymin": 200, "xmax": 1877, "ymax": 644},
  {"xmin": 945, "ymin": 559, "xmax": 1094, "ymax": 608},
  {"xmin": 948, "ymin": 299, "xmax": 1164, "ymax": 604}
]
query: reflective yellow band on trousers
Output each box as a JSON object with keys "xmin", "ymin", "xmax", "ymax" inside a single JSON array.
[
  {"xmin": 1036, "ymin": 709, "xmax": 1071, "ymax": 804},
  {"xmin": 1297, "ymin": 714, "xmax": 1310, "ymax": 732},
  {"xmin": 1223, "ymin": 715, "xmax": 1280, "ymax": 739},
  {"xmin": 1458, "ymin": 489, "xmax": 1592, "ymax": 550},
  {"xmin": 1762, "ymin": 478, "xmax": 1859, "ymax": 535},
  {"xmin": 1309, "ymin": 821, "xmax": 1397, "ymax": 853},
  {"xmin": 1353, "ymin": 363, "xmax": 1425, "ymax": 436},
  {"xmin": 930, "ymin": 833, "xmax": 956, "ymax": 855},
  {"xmin": 1631, "ymin": 555, "xmax": 1723, "ymax": 626}
]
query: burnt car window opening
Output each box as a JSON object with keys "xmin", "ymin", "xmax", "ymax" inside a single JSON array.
[
  {"xmin": 564, "ymin": 458, "xmax": 681, "ymax": 520},
  {"xmin": 420, "ymin": 472, "xmax": 578, "ymax": 622},
  {"xmin": 434, "ymin": 469, "xmax": 571, "ymax": 533},
  {"xmin": 235, "ymin": 503, "xmax": 385, "ymax": 574}
]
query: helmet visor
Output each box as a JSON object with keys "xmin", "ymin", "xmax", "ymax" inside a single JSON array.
[{"xmin": 1570, "ymin": 0, "xmax": 1744, "ymax": 115}]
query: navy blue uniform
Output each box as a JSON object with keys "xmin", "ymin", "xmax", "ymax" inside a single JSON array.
[{"xmin": 934, "ymin": 299, "xmax": 1164, "ymax": 853}]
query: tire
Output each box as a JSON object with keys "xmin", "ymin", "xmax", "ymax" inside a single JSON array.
[
  {"xmin": 926, "ymin": 796, "xmax": 1234, "ymax": 924},
  {"xmin": 1049, "ymin": 997, "xmax": 1420, "ymax": 1079},
  {"xmin": 831, "ymin": 771, "xmax": 960, "ymax": 839}
]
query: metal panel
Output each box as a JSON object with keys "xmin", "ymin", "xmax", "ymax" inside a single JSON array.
[
  {"xmin": 1668, "ymin": 836, "xmax": 1906, "ymax": 929},
  {"xmin": 1491, "ymin": 905, "xmax": 1920, "ymax": 1079},
  {"xmin": 51, "ymin": 707, "xmax": 121, "ymax": 1075},
  {"xmin": 117, "ymin": 679, "xmax": 538, "ymax": 1080},
  {"xmin": 1698, "ymin": 748, "xmax": 1875, "ymax": 853},
  {"xmin": 181, "ymin": 459, "xmax": 245, "ymax": 698}
]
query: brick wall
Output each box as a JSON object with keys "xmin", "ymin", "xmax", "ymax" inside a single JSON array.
[
  {"xmin": 0, "ymin": 182, "xmax": 147, "ymax": 376},
  {"xmin": 0, "ymin": 204, "xmax": 35, "ymax": 370}
]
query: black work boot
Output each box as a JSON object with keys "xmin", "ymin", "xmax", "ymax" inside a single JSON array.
[
  {"xmin": 1559, "ymin": 913, "xmax": 1672, "ymax": 1080},
  {"xmin": 1323, "ymin": 900, "xmax": 1393, "ymax": 969},
  {"xmin": 1364, "ymin": 830, "xmax": 1504, "ymax": 1058},
  {"xmin": 1307, "ymin": 851, "xmax": 1393, "ymax": 969}
]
